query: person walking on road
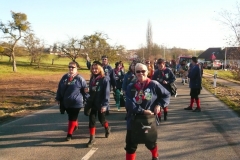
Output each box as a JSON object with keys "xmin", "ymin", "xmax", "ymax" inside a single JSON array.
[
  {"xmin": 122, "ymin": 62, "xmax": 137, "ymax": 118},
  {"xmin": 113, "ymin": 61, "xmax": 125, "ymax": 111},
  {"xmin": 122, "ymin": 62, "xmax": 136, "ymax": 94},
  {"xmin": 125, "ymin": 63, "xmax": 171, "ymax": 160},
  {"xmin": 101, "ymin": 55, "xmax": 116, "ymax": 115},
  {"xmin": 184, "ymin": 57, "xmax": 202, "ymax": 112},
  {"xmin": 152, "ymin": 58, "xmax": 176, "ymax": 121},
  {"xmin": 86, "ymin": 61, "xmax": 111, "ymax": 148},
  {"xmin": 179, "ymin": 60, "xmax": 189, "ymax": 84},
  {"xmin": 56, "ymin": 61, "xmax": 88, "ymax": 141},
  {"xmin": 146, "ymin": 60, "xmax": 154, "ymax": 79},
  {"xmin": 119, "ymin": 60, "xmax": 125, "ymax": 73}
]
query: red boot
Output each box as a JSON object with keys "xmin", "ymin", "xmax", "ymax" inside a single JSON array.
[
  {"xmin": 66, "ymin": 120, "xmax": 77, "ymax": 141},
  {"xmin": 126, "ymin": 153, "xmax": 136, "ymax": 160},
  {"xmin": 150, "ymin": 146, "xmax": 159, "ymax": 160},
  {"xmin": 87, "ymin": 127, "xmax": 96, "ymax": 148}
]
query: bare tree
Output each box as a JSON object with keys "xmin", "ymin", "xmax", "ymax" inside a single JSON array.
[
  {"xmin": 0, "ymin": 42, "xmax": 12, "ymax": 61},
  {"xmin": 0, "ymin": 11, "xmax": 31, "ymax": 72},
  {"xmin": 146, "ymin": 20, "xmax": 153, "ymax": 59},
  {"xmin": 218, "ymin": 3, "xmax": 240, "ymax": 77},
  {"xmin": 80, "ymin": 32, "xmax": 122, "ymax": 62},
  {"xmin": 23, "ymin": 32, "xmax": 45, "ymax": 67},
  {"xmin": 58, "ymin": 37, "xmax": 85, "ymax": 67}
]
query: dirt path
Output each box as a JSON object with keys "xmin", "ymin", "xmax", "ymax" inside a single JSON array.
[{"xmin": 0, "ymin": 73, "xmax": 90, "ymax": 124}]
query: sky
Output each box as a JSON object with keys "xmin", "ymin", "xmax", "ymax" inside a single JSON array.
[{"xmin": 0, "ymin": 0, "xmax": 239, "ymax": 50}]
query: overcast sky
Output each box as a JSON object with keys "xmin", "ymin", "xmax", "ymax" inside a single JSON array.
[{"xmin": 0, "ymin": 0, "xmax": 239, "ymax": 50}]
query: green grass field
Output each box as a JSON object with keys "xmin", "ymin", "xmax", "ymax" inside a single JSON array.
[
  {"xmin": 0, "ymin": 55, "xmax": 92, "ymax": 77},
  {"xmin": 0, "ymin": 55, "xmax": 130, "ymax": 77}
]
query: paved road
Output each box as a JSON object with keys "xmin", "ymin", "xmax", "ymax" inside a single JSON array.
[{"xmin": 1, "ymin": 78, "xmax": 240, "ymax": 160}]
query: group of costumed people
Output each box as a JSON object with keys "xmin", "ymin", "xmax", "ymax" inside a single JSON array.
[{"xmin": 55, "ymin": 55, "xmax": 202, "ymax": 160}]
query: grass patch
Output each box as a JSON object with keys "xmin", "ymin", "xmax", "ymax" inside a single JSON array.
[
  {"xmin": 202, "ymin": 77, "xmax": 240, "ymax": 116},
  {"xmin": 204, "ymin": 69, "xmax": 238, "ymax": 80}
]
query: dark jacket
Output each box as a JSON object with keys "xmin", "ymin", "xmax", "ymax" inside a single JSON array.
[
  {"xmin": 88, "ymin": 75, "xmax": 110, "ymax": 110},
  {"xmin": 188, "ymin": 64, "xmax": 202, "ymax": 89},
  {"xmin": 125, "ymin": 80, "xmax": 170, "ymax": 130},
  {"xmin": 113, "ymin": 68, "xmax": 125, "ymax": 89},
  {"xmin": 152, "ymin": 67, "xmax": 176, "ymax": 92},
  {"xmin": 103, "ymin": 65, "xmax": 116, "ymax": 88},
  {"xmin": 122, "ymin": 71, "xmax": 136, "ymax": 93},
  {"xmin": 56, "ymin": 74, "xmax": 88, "ymax": 109}
]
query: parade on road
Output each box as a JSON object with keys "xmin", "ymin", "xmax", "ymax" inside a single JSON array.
[{"xmin": 1, "ymin": 56, "xmax": 240, "ymax": 160}]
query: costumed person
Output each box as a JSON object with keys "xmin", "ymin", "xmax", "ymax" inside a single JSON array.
[
  {"xmin": 125, "ymin": 63, "xmax": 171, "ymax": 160},
  {"xmin": 152, "ymin": 58, "xmax": 176, "ymax": 121},
  {"xmin": 170, "ymin": 59, "xmax": 177, "ymax": 75},
  {"xmin": 122, "ymin": 62, "xmax": 137, "ymax": 94},
  {"xmin": 179, "ymin": 60, "xmax": 189, "ymax": 85},
  {"xmin": 56, "ymin": 61, "xmax": 88, "ymax": 141},
  {"xmin": 184, "ymin": 57, "xmax": 202, "ymax": 112},
  {"xmin": 101, "ymin": 55, "xmax": 116, "ymax": 115},
  {"xmin": 122, "ymin": 62, "xmax": 137, "ymax": 119},
  {"xmin": 119, "ymin": 61, "xmax": 125, "ymax": 73},
  {"xmin": 86, "ymin": 53, "xmax": 91, "ymax": 70},
  {"xmin": 113, "ymin": 62, "xmax": 125, "ymax": 111},
  {"xmin": 146, "ymin": 60, "xmax": 154, "ymax": 79},
  {"xmin": 86, "ymin": 61, "xmax": 111, "ymax": 147}
]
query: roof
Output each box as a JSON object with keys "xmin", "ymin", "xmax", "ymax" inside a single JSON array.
[
  {"xmin": 198, "ymin": 47, "xmax": 240, "ymax": 61},
  {"xmin": 198, "ymin": 48, "xmax": 223, "ymax": 60}
]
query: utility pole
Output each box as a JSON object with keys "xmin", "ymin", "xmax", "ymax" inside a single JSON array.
[
  {"xmin": 162, "ymin": 44, "xmax": 165, "ymax": 59},
  {"xmin": 224, "ymin": 47, "xmax": 227, "ymax": 70},
  {"xmin": 143, "ymin": 48, "xmax": 145, "ymax": 60},
  {"xmin": 164, "ymin": 46, "xmax": 165, "ymax": 59}
]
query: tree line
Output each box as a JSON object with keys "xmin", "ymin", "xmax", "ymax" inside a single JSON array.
[{"xmin": 1, "ymin": 5, "xmax": 240, "ymax": 72}]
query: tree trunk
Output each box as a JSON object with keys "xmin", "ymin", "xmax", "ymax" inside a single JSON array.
[
  {"xmin": 9, "ymin": 56, "xmax": 12, "ymax": 62},
  {"xmin": 30, "ymin": 57, "xmax": 33, "ymax": 65},
  {"xmin": 12, "ymin": 54, "xmax": 17, "ymax": 72}
]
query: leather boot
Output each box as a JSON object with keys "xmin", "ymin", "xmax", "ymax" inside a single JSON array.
[
  {"xmin": 66, "ymin": 134, "xmax": 72, "ymax": 141},
  {"xmin": 163, "ymin": 107, "xmax": 168, "ymax": 121},
  {"xmin": 87, "ymin": 135, "xmax": 96, "ymax": 148},
  {"xmin": 105, "ymin": 127, "xmax": 111, "ymax": 138},
  {"xmin": 164, "ymin": 112, "xmax": 167, "ymax": 121}
]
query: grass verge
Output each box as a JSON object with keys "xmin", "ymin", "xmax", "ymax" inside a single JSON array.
[{"xmin": 202, "ymin": 77, "xmax": 240, "ymax": 116}]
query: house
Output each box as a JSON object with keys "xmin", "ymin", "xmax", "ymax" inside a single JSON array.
[
  {"xmin": 198, "ymin": 48, "xmax": 223, "ymax": 61},
  {"xmin": 198, "ymin": 47, "xmax": 240, "ymax": 69}
]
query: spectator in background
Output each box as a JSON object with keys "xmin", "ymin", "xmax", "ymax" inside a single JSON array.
[
  {"xmin": 146, "ymin": 60, "xmax": 154, "ymax": 79},
  {"xmin": 113, "ymin": 62, "xmax": 125, "ymax": 111},
  {"xmin": 184, "ymin": 57, "xmax": 202, "ymax": 112},
  {"xmin": 119, "ymin": 61, "xmax": 125, "ymax": 73},
  {"xmin": 86, "ymin": 53, "xmax": 91, "ymax": 70},
  {"xmin": 154, "ymin": 58, "xmax": 158, "ymax": 70},
  {"xmin": 122, "ymin": 62, "xmax": 137, "ymax": 119},
  {"xmin": 179, "ymin": 60, "xmax": 189, "ymax": 85},
  {"xmin": 101, "ymin": 55, "xmax": 116, "ymax": 115},
  {"xmin": 170, "ymin": 59, "xmax": 177, "ymax": 75}
]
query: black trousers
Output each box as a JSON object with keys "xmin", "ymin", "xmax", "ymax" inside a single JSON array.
[
  {"xmin": 190, "ymin": 88, "xmax": 201, "ymax": 99},
  {"xmin": 66, "ymin": 108, "xmax": 81, "ymax": 121},
  {"xmin": 89, "ymin": 108, "xmax": 107, "ymax": 128},
  {"xmin": 125, "ymin": 130, "xmax": 157, "ymax": 154}
]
